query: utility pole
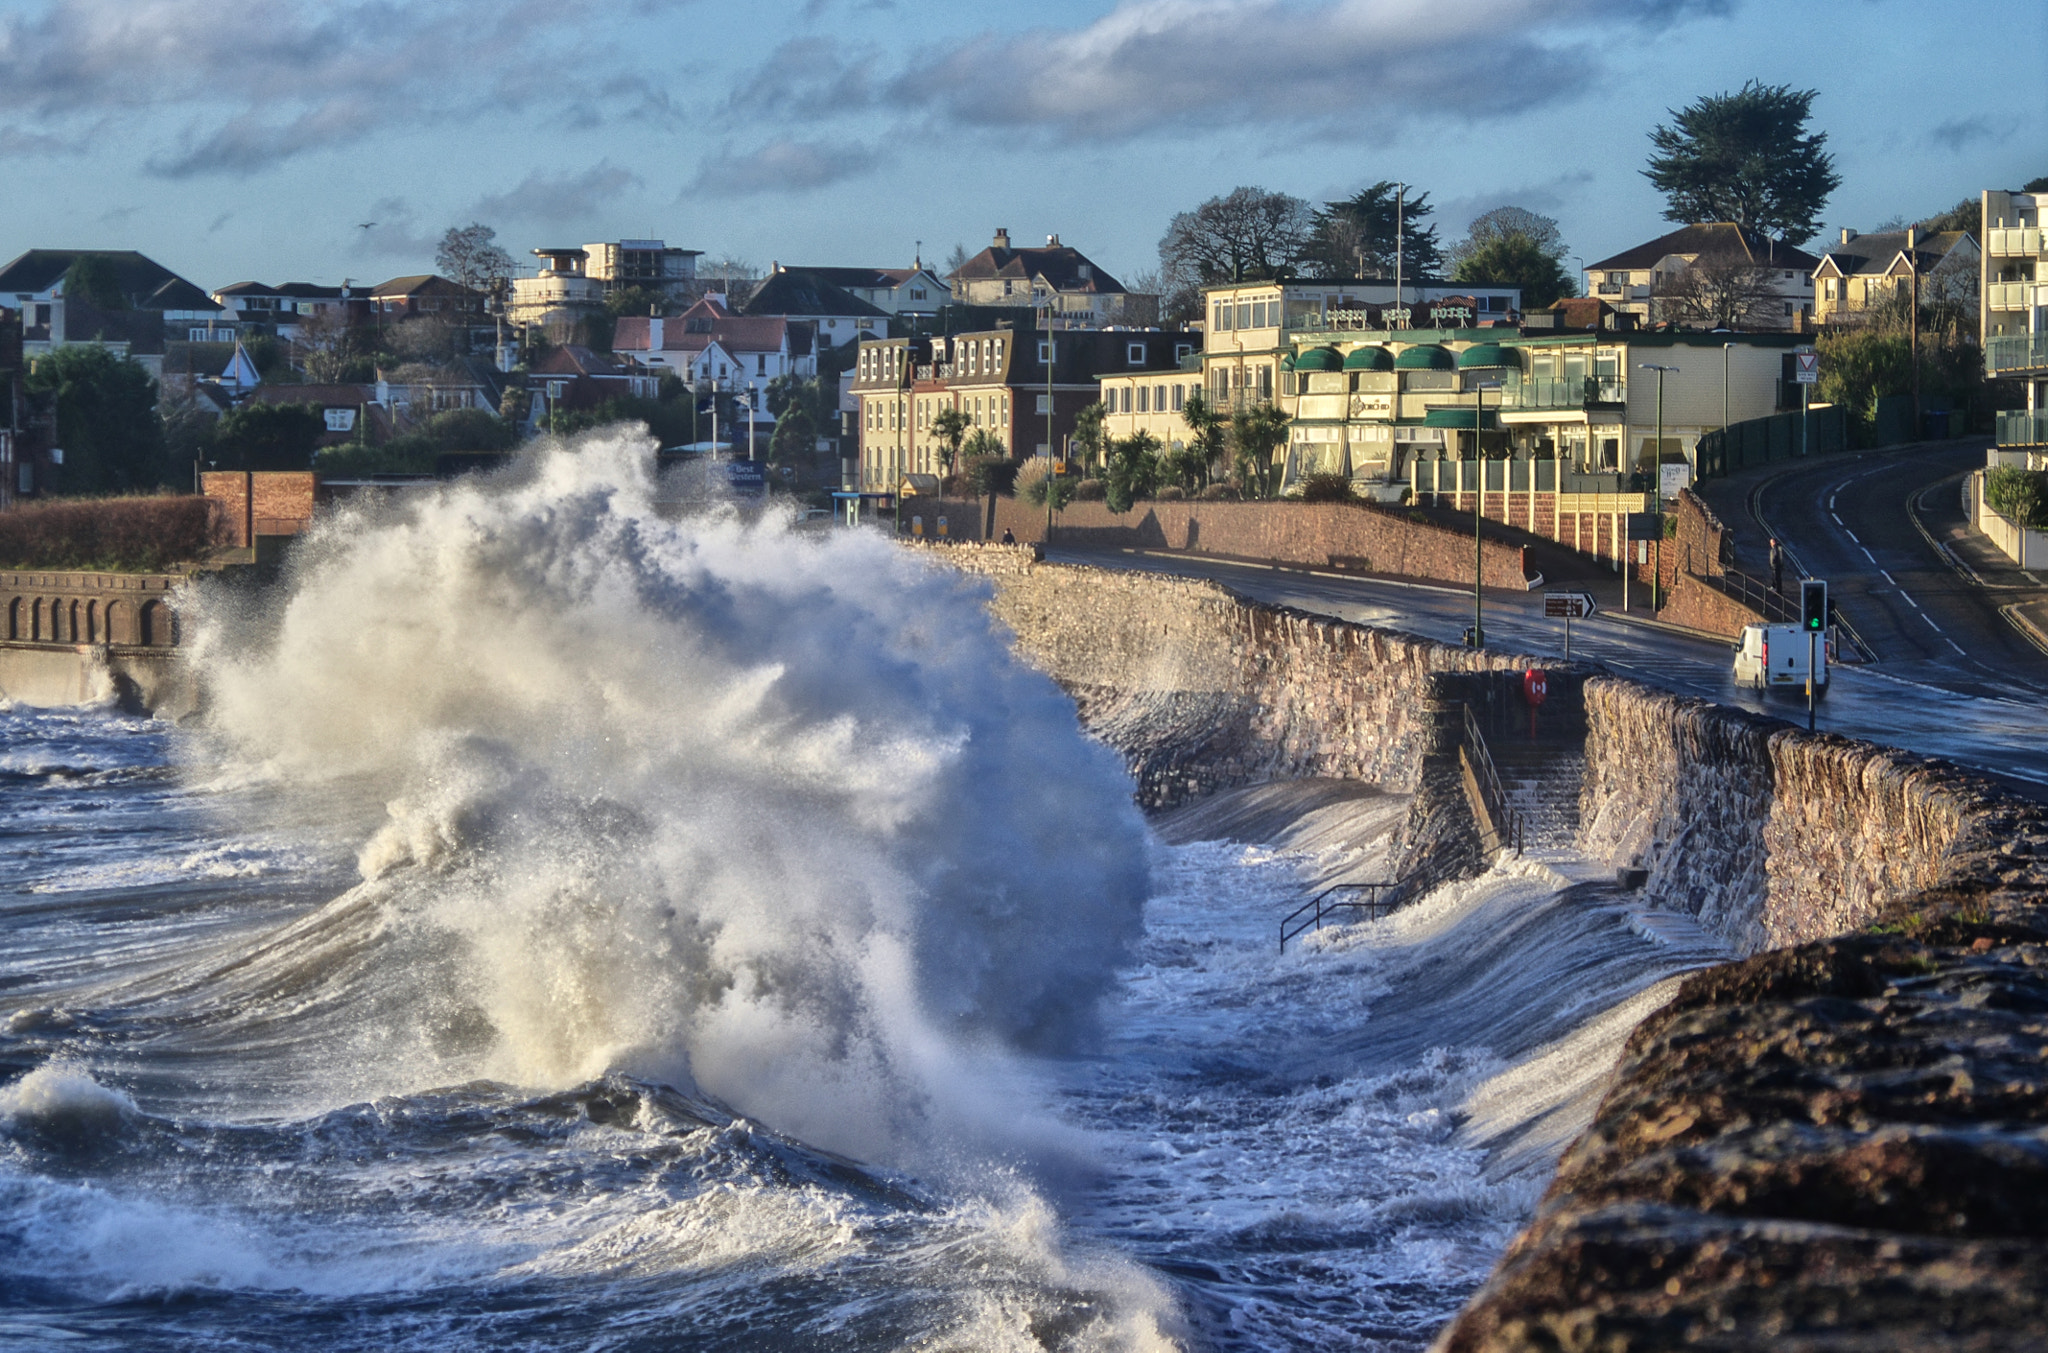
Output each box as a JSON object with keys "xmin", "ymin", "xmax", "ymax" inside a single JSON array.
[
  {"xmin": 1907, "ymin": 229, "xmax": 1922, "ymax": 438},
  {"xmin": 1470, "ymin": 379, "xmax": 1501, "ymax": 646},
  {"xmin": 1721, "ymin": 341, "xmax": 1735, "ymax": 473},
  {"xmin": 1393, "ymin": 184, "xmax": 1406, "ymax": 328},
  {"xmin": 1640, "ymin": 363, "xmax": 1680, "ymax": 611}
]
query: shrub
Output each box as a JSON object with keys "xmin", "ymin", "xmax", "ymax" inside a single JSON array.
[
  {"xmin": 1196, "ymin": 483, "xmax": 1240, "ymax": 501},
  {"xmin": 0, "ymin": 495, "xmax": 225, "ymax": 571},
  {"xmin": 1154, "ymin": 484, "xmax": 1185, "ymax": 501},
  {"xmin": 1072, "ymin": 478, "xmax": 1108, "ymax": 501},
  {"xmin": 1986, "ymin": 465, "xmax": 2048, "ymax": 530},
  {"xmin": 1299, "ymin": 472, "xmax": 1358, "ymax": 503}
]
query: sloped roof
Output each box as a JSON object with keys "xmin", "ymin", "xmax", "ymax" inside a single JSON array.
[
  {"xmin": 950, "ymin": 242, "xmax": 1126, "ymax": 295},
  {"xmin": 531, "ymin": 345, "xmax": 632, "ymax": 378},
  {"xmin": 247, "ymin": 383, "xmax": 376, "ymax": 406},
  {"xmin": 0, "ymin": 248, "xmax": 219, "ymax": 311},
  {"xmin": 1586, "ymin": 223, "xmax": 1821, "ymax": 274},
  {"xmin": 368, "ymin": 274, "xmax": 482, "ymax": 300},
  {"xmin": 746, "ymin": 269, "xmax": 889, "ymax": 319},
  {"xmin": 146, "ymin": 277, "xmax": 221, "ymax": 311},
  {"xmin": 1814, "ymin": 229, "xmax": 1974, "ymax": 279}
]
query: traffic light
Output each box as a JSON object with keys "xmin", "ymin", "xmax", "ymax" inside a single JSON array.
[{"xmin": 1801, "ymin": 579, "xmax": 1829, "ymax": 632}]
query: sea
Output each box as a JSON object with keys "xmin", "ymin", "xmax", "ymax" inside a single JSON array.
[{"xmin": 0, "ymin": 439, "xmax": 1722, "ymax": 1351}]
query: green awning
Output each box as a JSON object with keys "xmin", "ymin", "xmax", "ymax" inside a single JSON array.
[
  {"xmin": 1456, "ymin": 343, "xmax": 1521, "ymax": 370},
  {"xmin": 1393, "ymin": 344, "xmax": 1456, "ymax": 370},
  {"xmin": 1422, "ymin": 408, "xmax": 1501, "ymax": 429},
  {"xmin": 1292, "ymin": 345, "xmax": 1343, "ymax": 372},
  {"xmin": 1279, "ymin": 353, "xmax": 1297, "ymax": 371},
  {"xmin": 1341, "ymin": 345, "xmax": 1393, "ymax": 371}
]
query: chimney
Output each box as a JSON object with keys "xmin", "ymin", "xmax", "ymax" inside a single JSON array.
[
  {"xmin": 993, "ymin": 228, "xmax": 1010, "ymax": 249},
  {"xmin": 1840, "ymin": 227, "xmax": 1857, "ymax": 244},
  {"xmin": 1906, "ymin": 227, "xmax": 1918, "ymax": 248},
  {"xmin": 1047, "ymin": 234, "xmax": 1060, "ymax": 247}
]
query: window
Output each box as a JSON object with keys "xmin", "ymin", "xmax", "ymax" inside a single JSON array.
[
  {"xmin": 1173, "ymin": 384, "xmax": 1185, "ymax": 411},
  {"xmin": 1783, "ymin": 301, "xmax": 1795, "ymax": 316},
  {"xmin": 1128, "ymin": 342, "xmax": 1146, "ymax": 365},
  {"xmin": 1214, "ymin": 302, "xmax": 1232, "ymax": 331},
  {"xmin": 1252, "ymin": 301, "xmax": 1267, "ymax": 327},
  {"xmin": 1257, "ymin": 366, "xmax": 1272, "ymax": 400},
  {"xmin": 1236, "ymin": 303, "xmax": 1252, "ymax": 329},
  {"xmin": 910, "ymin": 288, "xmax": 926, "ymax": 300},
  {"xmin": 756, "ymin": 354, "xmax": 767, "ymax": 375},
  {"xmin": 1038, "ymin": 340, "xmax": 1054, "ymax": 362},
  {"xmin": 992, "ymin": 339, "xmax": 1004, "ymax": 365},
  {"xmin": 1137, "ymin": 385, "xmax": 1149, "ymax": 413},
  {"xmin": 1036, "ymin": 394, "xmax": 1053, "ymax": 414},
  {"xmin": 1004, "ymin": 280, "xmax": 1014, "ymax": 296}
]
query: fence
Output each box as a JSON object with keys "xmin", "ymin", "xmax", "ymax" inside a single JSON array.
[{"xmin": 1693, "ymin": 405, "xmax": 1849, "ymax": 480}]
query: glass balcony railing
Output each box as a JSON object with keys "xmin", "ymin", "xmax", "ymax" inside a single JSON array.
[
  {"xmin": 1987, "ymin": 227, "xmax": 2045, "ymax": 258},
  {"xmin": 1498, "ymin": 375, "xmax": 1626, "ymax": 409},
  {"xmin": 1987, "ymin": 281, "xmax": 2039, "ymax": 311},
  {"xmin": 1996, "ymin": 410, "xmax": 2048, "ymax": 447},
  {"xmin": 1987, "ymin": 332, "xmax": 2048, "ymax": 374}
]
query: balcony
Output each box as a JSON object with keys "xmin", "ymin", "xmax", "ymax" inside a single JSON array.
[
  {"xmin": 1987, "ymin": 227, "xmax": 2045, "ymax": 258},
  {"xmin": 1987, "ymin": 281, "xmax": 2040, "ymax": 311},
  {"xmin": 1997, "ymin": 410, "xmax": 2048, "ymax": 447},
  {"xmin": 1987, "ymin": 332, "xmax": 2048, "ymax": 374},
  {"xmin": 1498, "ymin": 374, "xmax": 1626, "ymax": 410}
]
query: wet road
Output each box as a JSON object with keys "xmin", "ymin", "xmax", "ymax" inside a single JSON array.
[
  {"xmin": 1050, "ymin": 546, "xmax": 2048, "ymax": 799},
  {"xmin": 1738, "ymin": 445, "xmax": 2048, "ymax": 701}
]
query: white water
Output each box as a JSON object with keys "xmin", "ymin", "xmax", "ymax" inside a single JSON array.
[{"xmin": 0, "ymin": 436, "xmax": 1732, "ymax": 1350}]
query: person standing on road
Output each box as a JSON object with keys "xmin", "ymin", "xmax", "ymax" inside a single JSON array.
[{"xmin": 1770, "ymin": 538, "xmax": 1783, "ymax": 594}]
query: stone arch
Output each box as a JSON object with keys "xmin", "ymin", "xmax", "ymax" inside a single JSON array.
[
  {"xmin": 32, "ymin": 597, "xmax": 48, "ymax": 642},
  {"xmin": 67, "ymin": 599, "xmax": 81, "ymax": 644},
  {"xmin": 5, "ymin": 596, "xmax": 18, "ymax": 640},
  {"xmin": 85, "ymin": 599, "xmax": 100, "ymax": 644},
  {"xmin": 105, "ymin": 599, "xmax": 130, "ymax": 646},
  {"xmin": 140, "ymin": 599, "xmax": 172, "ymax": 647}
]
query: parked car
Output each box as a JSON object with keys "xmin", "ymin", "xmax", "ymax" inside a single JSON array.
[{"xmin": 1733, "ymin": 622, "xmax": 1828, "ymax": 696}]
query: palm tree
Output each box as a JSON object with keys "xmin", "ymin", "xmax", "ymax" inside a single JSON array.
[
  {"xmin": 931, "ymin": 407, "xmax": 970, "ymax": 479},
  {"xmin": 1229, "ymin": 402, "xmax": 1289, "ymax": 499}
]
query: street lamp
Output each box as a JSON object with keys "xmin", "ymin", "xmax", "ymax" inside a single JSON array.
[
  {"xmin": 1721, "ymin": 342, "xmax": 1736, "ymax": 471},
  {"xmin": 1639, "ymin": 363, "xmax": 1680, "ymax": 611},
  {"xmin": 1470, "ymin": 378, "xmax": 1502, "ymax": 646}
]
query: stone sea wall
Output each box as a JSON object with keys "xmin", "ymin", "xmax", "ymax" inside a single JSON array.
[{"xmin": 928, "ymin": 543, "xmax": 2048, "ymax": 1352}]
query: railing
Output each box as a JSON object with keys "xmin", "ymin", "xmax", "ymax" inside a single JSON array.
[
  {"xmin": 1986, "ymin": 281, "xmax": 2041, "ymax": 312},
  {"xmin": 1499, "ymin": 375, "xmax": 1625, "ymax": 410},
  {"xmin": 1996, "ymin": 410, "xmax": 2048, "ymax": 447},
  {"xmin": 1460, "ymin": 703, "xmax": 1523, "ymax": 857},
  {"xmin": 1987, "ymin": 332, "xmax": 2048, "ymax": 374},
  {"xmin": 1279, "ymin": 882, "xmax": 1403, "ymax": 952},
  {"xmin": 1987, "ymin": 227, "xmax": 2045, "ymax": 258},
  {"xmin": 1704, "ymin": 564, "xmax": 1800, "ymax": 623}
]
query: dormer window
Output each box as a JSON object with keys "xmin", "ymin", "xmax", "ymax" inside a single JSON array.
[{"xmin": 1127, "ymin": 342, "xmax": 1146, "ymax": 366}]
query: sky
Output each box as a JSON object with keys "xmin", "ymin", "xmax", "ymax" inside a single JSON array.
[{"xmin": 1, "ymin": 0, "xmax": 2043, "ymax": 294}]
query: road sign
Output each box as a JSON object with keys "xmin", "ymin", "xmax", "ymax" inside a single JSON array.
[
  {"xmin": 1523, "ymin": 669, "xmax": 1548, "ymax": 707},
  {"xmin": 1626, "ymin": 511, "xmax": 1662, "ymax": 541},
  {"xmin": 1794, "ymin": 351, "xmax": 1820, "ymax": 385},
  {"xmin": 1544, "ymin": 591, "xmax": 1597, "ymax": 619}
]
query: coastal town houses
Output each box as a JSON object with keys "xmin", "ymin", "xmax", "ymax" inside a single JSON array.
[
  {"xmin": 1983, "ymin": 187, "xmax": 2048, "ymax": 461},
  {"xmin": 1230, "ymin": 324, "xmax": 1804, "ymax": 501},
  {"xmin": 523, "ymin": 345, "xmax": 662, "ymax": 419},
  {"xmin": 948, "ymin": 229, "xmax": 1153, "ymax": 326},
  {"xmin": 743, "ymin": 267, "xmax": 889, "ymax": 351},
  {"xmin": 507, "ymin": 248, "xmax": 607, "ymax": 332},
  {"xmin": 1194, "ymin": 278, "xmax": 1527, "ymax": 428},
  {"xmin": 0, "ymin": 248, "xmax": 229, "ymax": 375},
  {"xmin": 853, "ymin": 326, "xmax": 1200, "ymax": 492},
  {"xmin": 1812, "ymin": 227, "xmax": 1979, "ymax": 328},
  {"xmin": 612, "ymin": 296, "xmax": 816, "ymax": 386},
  {"xmin": 581, "ymin": 239, "xmax": 701, "ymax": 306},
  {"xmin": 208, "ymin": 281, "xmax": 350, "ymax": 342},
  {"xmin": 1583, "ymin": 223, "xmax": 1820, "ymax": 332},
  {"xmin": 784, "ymin": 262, "xmax": 950, "ymax": 321}
]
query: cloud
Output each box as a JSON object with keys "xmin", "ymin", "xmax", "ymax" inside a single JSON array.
[
  {"xmin": 1927, "ymin": 115, "xmax": 2001, "ymax": 152},
  {"xmin": 688, "ymin": 138, "xmax": 882, "ymax": 197},
  {"xmin": 724, "ymin": 0, "xmax": 1723, "ymax": 144},
  {"xmin": 0, "ymin": 0, "xmax": 688, "ymax": 176},
  {"xmin": 471, "ymin": 162, "xmax": 644, "ymax": 224},
  {"xmin": 1438, "ymin": 172, "xmax": 1598, "ymax": 234},
  {"xmin": 350, "ymin": 198, "xmax": 442, "ymax": 261}
]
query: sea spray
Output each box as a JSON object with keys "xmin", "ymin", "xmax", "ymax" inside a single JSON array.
[{"xmin": 181, "ymin": 433, "xmax": 1152, "ymax": 1166}]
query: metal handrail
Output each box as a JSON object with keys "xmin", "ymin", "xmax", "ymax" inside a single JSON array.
[
  {"xmin": 1279, "ymin": 881, "xmax": 1399, "ymax": 952},
  {"xmin": 1460, "ymin": 703, "xmax": 1524, "ymax": 857},
  {"xmin": 1705, "ymin": 564, "xmax": 1800, "ymax": 623}
]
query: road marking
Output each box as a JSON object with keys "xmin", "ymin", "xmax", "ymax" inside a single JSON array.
[
  {"xmin": 1843, "ymin": 528, "xmax": 1860, "ymax": 544},
  {"xmin": 1903, "ymin": 594, "xmax": 1921, "ymax": 609},
  {"xmin": 1880, "ymin": 570, "xmax": 1897, "ymax": 585},
  {"xmin": 1830, "ymin": 513, "xmax": 1844, "ymax": 526},
  {"xmin": 1947, "ymin": 638, "xmax": 1967, "ymax": 656},
  {"xmin": 1860, "ymin": 547, "xmax": 1876, "ymax": 564},
  {"xmin": 1829, "ymin": 495, "xmax": 1838, "ymax": 510},
  {"xmin": 2027, "ymin": 572, "xmax": 2043, "ymax": 585},
  {"xmin": 1923, "ymin": 614, "xmax": 1944, "ymax": 632}
]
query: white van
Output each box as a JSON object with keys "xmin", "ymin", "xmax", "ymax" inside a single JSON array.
[{"xmin": 1733, "ymin": 623, "xmax": 1828, "ymax": 695}]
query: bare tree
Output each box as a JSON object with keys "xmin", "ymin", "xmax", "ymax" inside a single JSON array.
[
  {"xmin": 1651, "ymin": 251, "xmax": 1779, "ymax": 329},
  {"xmin": 699, "ymin": 254, "xmax": 762, "ymax": 307},
  {"xmin": 435, "ymin": 223, "xmax": 514, "ymax": 290},
  {"xmin": 1158, "ymin": 187, "xmax": 1315, "ymax": 315},
  {"xmin": 292, "ymin": 305, "xmax": 363, "ymax": 384}
]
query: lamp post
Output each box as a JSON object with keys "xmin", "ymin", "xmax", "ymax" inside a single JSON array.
[
  {"xmin": 1639, "ymin": 363, "xmax": 1680, "ymax": 611},
  {"xmin": 1470, "ymin": 377, "xmax": 1502, "ymax": 646},
  {"xmin": 1721, "ymin": 341, "xmax": 1736, "ymax": 473}
]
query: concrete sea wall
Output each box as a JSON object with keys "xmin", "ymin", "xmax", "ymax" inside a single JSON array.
[{"xmin": 930, "ymin": 543, "xmax": 2048, "ymax": 1351}]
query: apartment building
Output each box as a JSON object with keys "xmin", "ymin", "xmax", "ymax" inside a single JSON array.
[
  {"xmin": 1269, "ymin": 327, "xmax": 1802, "ymax": 495},
  {"xmin": 583, "ymin": 239, "xmax": 701, "ymax": 304},
  {"xmin": 1983, "ymin": 188, "xmax": 2048, "ymax": 457},
  {"xmin": 948, "ymin": 229, "xmax": 1150, "ymax": 326},
  {"xmin": 1583, "ymin": 223, "xmax": 1818, "ymax": 331},
  {"xmin": 852, "ymin": 327, "xmax": 1199, "ymax": 491},
  {"xmin": 507, "ymin": 248, "xmax": 606, "ymax": 329}
]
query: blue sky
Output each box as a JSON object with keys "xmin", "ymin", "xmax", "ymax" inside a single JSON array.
[{"xmin": 1, "ymin": 0, "xmax": 2042, "ymax": 292}]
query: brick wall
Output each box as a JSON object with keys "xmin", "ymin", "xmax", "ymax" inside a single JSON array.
[
  {"xmin": 1, "ymin": 570, "xmax": 186, "ymax": 646},
  {"xmin": 989, "ymin": 496, "xmax": 1535, "ymax": 591},
  {"xmin": 202, "ymin": 471, "xmax": 318, "ymax": 548}
]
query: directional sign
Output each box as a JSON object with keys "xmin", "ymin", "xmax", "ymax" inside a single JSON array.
[
  {"xmin": 1794, "ymin": 351, "xmax": 1820, "ymax": 385},
  {"xmin": 1544, "ymin": 591, "xmax": 1598, "ymax": 619}
]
